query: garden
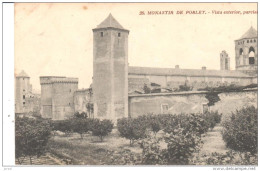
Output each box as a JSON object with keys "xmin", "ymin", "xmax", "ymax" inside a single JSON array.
[{"xmin": 15, "ymin": 106, "xmax": 257, "ymax": 165}]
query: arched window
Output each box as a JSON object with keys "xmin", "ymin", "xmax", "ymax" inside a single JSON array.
[{"xmin": 249, "ymin": 47, "xmax": 255, "ymax": 64}]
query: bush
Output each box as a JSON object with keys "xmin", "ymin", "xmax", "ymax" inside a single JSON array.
[
  {"xmin": 117, "ymin": 118, "xmax": 147, "ymax": 146},
  {"xmin": 222, "ymin": 106, "xmax": 257, "ymax": 155},
  {"xmin": 51, "ymin": 120, "xmax": 73, "ymax": 136},
  {"xmin": 15, "ymin": 116, "xmax": 52, "ymax": 164},
  {"xmin": 91, "ymin": 119, "xmax": 113, "ymax": 142},
  {"xmin": 140, "ymin": 127, "xmax": 201, "ymax": 165}
]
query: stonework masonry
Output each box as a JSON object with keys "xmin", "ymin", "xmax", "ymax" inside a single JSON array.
[
  {"xmin": 36, "ymin": 14, "xmax": 257, "ymax": 121},
  {"xmin": 128, "ymin": 89, "xmax": 257, "ymax": 118},
  {"xmin": 40, "ymin": 76, "xmax": 78, "ymax": 120}
]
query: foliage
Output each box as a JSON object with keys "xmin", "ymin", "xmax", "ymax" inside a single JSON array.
[
  {"xmin": 190, "ymin": 150, "xmax": 258, "ymax": 165},
  {"xmin": 140, "ymin": 127, "xmax": 201, "ymax": 165},
  {"xmin": 205, "ymin": 92, "xmax": 221, "ymax": 106},
  {"xmin": 143, "ymin": 84, "xmax": 151, "ymax": 94},
  {"xmin": 86, "ymin": 103, "xmax": 94, "ymax": 118},
  {"xmin": 198, "ymin": 83, "xmax": 257, "ymax": 92},
  {"xmin": 73, "ymin": 112, "xmax": 88, "ymax": 119},
  {"xmin": 91, "ymin": 119, "xmax": 113, "ymax": 142},
  {"xmin": 222, "ymin": 106, "xmax": 257, "ymax": 154},
  {"xmin": 71, "ymin": 118, "xmax": 91, "ymax": 139},
  {"xmin": 51, "ymin": 120, "xmax": 73, "ymax": 136},
  {"xmin": 117, "ymin": 118, "xmax": 147, "ymax": 146},
  {"xmin": 15, "ymin": 116, "xmax": 52, "ymax": 164},
  {"xmin": 178, "ymin": 84, "xmax": 193, "ymax": 92},
  {"xmin": 140, "ymin": 136, "xmax": 168, "ymax": 165}
]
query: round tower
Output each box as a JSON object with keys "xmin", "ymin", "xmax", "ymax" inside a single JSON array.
[{"xmin": 235, "ymin": 26, "xmax": 257, "ymax": 72}]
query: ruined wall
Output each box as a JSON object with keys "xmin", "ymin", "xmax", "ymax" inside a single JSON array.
[
  {"xmin": 128, "ymin": 90, "xmax": 257, "ymax": 118},
  {"xmin": 74, "ymin": 89, "xmax": 92, "ymax": 115}
]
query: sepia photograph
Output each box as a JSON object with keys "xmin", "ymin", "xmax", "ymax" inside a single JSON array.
[{"xmin": 10, "ymin": 2, "xmax": 258, "ymax": 166}]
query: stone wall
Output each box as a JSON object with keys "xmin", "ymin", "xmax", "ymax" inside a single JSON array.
[{"xmin": 128, "ymin": 89, "xmax": 257, "ymax": 118}]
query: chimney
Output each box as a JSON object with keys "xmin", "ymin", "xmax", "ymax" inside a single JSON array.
[
  {"xmin": 175, "ymin": 65, "xmax": 179, "ymax": 69},
  {"xmin": 202, "ymin": 66, "xmax": 206, "ymax": 70}
]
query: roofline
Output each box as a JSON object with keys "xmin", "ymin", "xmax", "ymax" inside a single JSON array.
[
  {"xmin": 128, "ymin": 73, "xmax": 254, "ymax": 78},
  {"xmin": 128, "ymin": 89, "xmax": 257, "ymax": 98},
  {"xmin": 234, "ymin": 37, "xmax": 258, "ymax": 41},
  {"xmin": 92, "ymin": 27, "xmax": 130, "ymax": 33}
]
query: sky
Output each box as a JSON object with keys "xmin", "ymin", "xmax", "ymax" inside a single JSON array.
[{"xmin": 14, "ymin": 3, "xmax": 257, "ymax": 92}]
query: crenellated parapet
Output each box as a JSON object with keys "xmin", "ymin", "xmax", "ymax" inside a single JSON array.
[{"xmin": 40, "ymin": 76, "xmax": 78, "ymax": 85}]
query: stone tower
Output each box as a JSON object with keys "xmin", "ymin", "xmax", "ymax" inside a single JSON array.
[
  {"xmin": 220, "ymin": 50, "xmax": 230, "ymax": 70},
  {"xmin": 92, "ymin": 14, "xmax": 129, "ymax": 121},
  {"xmin": 40, "ymin": 76, "xmax": 78, "ymax": 120},
  {"xmin": 15, "ymin": 70, "xmax": 32, "ymax": 113},
  {"xmin": 235, "ymin": 26, "xmax": 258, "ymax": 72}
]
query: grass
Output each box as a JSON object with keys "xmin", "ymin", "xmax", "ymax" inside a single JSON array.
[{"xmin": 47, "ymin": 129, "xmax": 142, "ymax": 165}]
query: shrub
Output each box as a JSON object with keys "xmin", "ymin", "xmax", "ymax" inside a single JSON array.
[
  {"xmin": 117, "ymin": 118, "xmax": 147, "ymax": 146},
  {"xmin": 222, "ymin": 106, "xmax": 257, "ymax": 154},
  {"xmin": 73, "ymin": 112, "xmax": 88, "ymax": 119},
  {"xmin": 51, "ymin": 120, "xmax": 73, "ymax": 136},
  {"xmin": 91, "ymin": 119, "xmax": 113, "ymax": 142},
  {"xmin": 140, "ymin": 127, "xmax": 201, "ymax": 165},
  {"xmin": 15, "ymin": 116, "xmax": 52, "ymax": 164}
]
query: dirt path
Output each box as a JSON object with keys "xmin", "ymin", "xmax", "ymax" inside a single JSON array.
[{"xmin": 199, "ymin": 124, "xmax": 228, "ymax": 155}]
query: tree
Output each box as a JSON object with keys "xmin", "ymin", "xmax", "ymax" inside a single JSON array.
[
  {"xmin": 117, "ymin": 118, "xmax": 147, "ymax": 146},
  {"xmin": 222, "ymin": 106, "xmax": 257, "ymax": 154},
  {"xmin": 91, "ymin": 119, "xmax": 113, "ymax": 142},
  {"xmin": 86, "ymin": 103, "xmax": 94, "ymax": 118},
  {"xmin": 15, "ymin": 116, "xmax": 51, "ymax": 164},
  {"xmin": 71, "ymin": 118, "xmax": 91, "ymax": 139}
]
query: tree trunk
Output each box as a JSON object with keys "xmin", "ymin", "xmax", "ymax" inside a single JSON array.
[{"xmin": 29, "ymin": 156, "xmax": 32, "ymax": 165}]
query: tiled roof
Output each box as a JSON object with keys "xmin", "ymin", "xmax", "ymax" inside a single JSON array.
[
  {"xmin": 239, "ymin": 26, "xmax": 257, "ymax": 40},
  {"xmin": 17, "ymin": 70, "xmax": 29, "ymax": 78},
  {"xmin": 96, "ymin": 14, "xmax": 124, "ymax": 29},
  {"xmin": 128, "ymin": 66, "xmax": 252, "ymax": 78}
]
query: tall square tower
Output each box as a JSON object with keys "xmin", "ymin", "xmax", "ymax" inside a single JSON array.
[{"xmin": 92, "ymin": 14, "xmax": 129, "ymax": 121}]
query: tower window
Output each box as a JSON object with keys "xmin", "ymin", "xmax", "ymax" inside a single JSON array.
[
  {"xmin": 250, "ymin": 40, "xmax": 252, "ymax": 43},
  {"xmin": 23, "ymin": 102, "xmax": 25, "ymax": 105},
  {"xmin": 247, "ymin": 40, "xmax": 249, "ymax": 43},
  {"xmin": 249, "ymin": 57, "xmax": 255, "ymax": 64},
  {"xmin": 23, "ymin": 95, "xmax": 25, "ymax": 99},
  {"xmin": 254, "ymin": 39, "xmax": 256, "ymax": 42},
  {"xmin": 118, "ymin": 33, "xmax": 121, "ymax": 37},
  {"xmin": 101, "ymin": 32, "xmax": 103, "ymax": 37}
]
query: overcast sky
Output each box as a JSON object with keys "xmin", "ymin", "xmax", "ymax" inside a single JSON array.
[{"xmin": 14, "ymin": 3, "xmax": 257, "ymax": 91}]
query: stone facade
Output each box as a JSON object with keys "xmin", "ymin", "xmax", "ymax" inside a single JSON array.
[
  {"xmin": 235, "ymin": 26, "xmax": 258, "ymax": 72},
  {"xmin": 40, "ymin": 76, "xmax": 78, "ymax": 120},
  {"xmin": 73, "ymin": 88, "xmax": 93, "ymax": 117},
  {"xmin": 220, "ymin": 50, "xmax": 230, "ymax": 70},
  {"xmin": 92, "ymin": 14, "xmax": 129, "ymax": 122},
  {"xmin": 36, "ymin": 15, "xmax": 257, "ymax": 121},
  {"xmin": 128, "ymin": 89, "xmax": 257, "ymax": 118},
  {"xmin": 15, "ymin": 70, "xmax": 40, "ymax": 114}
]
